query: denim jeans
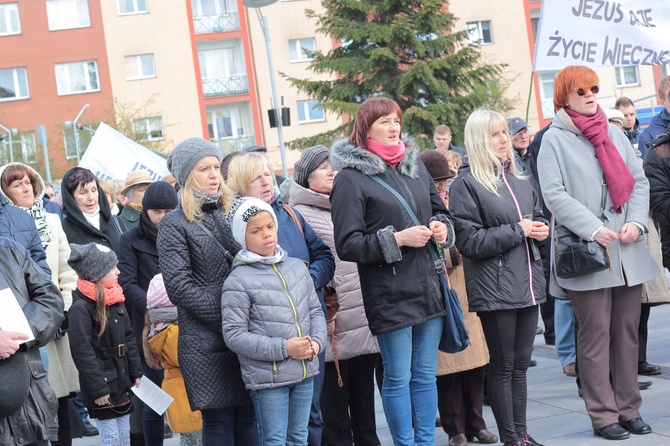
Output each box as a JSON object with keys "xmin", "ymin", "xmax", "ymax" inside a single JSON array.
[
  {"xmin": 554, "ymin": 298, "xmax": 576, "ymax": 367},
  {"xmin": 200, "ymin": 402, "xmax": 258, "ymax": 446},
  {"xmin": 308, "ymin": 351, "xmax": 325, "ymax": 446},
  {"xmin": 376, "ymin": 316, "xmax": 443, "ymax": 446},
  {"xmin": 251, "ymin": 377, "xmax": 314, "ymax": 446}
]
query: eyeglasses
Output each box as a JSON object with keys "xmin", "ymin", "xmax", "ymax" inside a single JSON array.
[{"xmin": 571, "ymin": 85, "xmax": 600, "ymax": 96}]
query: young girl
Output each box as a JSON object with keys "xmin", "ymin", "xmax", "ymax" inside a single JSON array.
[
  {"xmin": 67, "ymin": 243, "xmax": 143, "ymax": 446},
  {"xmin": 221, "ymin": 197, "xmax": 327, "ymax": 446},
  {"xmin": 144, "ymin": 273, "xmax": 203, "ymax": 446}
]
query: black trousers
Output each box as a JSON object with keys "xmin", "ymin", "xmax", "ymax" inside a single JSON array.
[
  {"xmin": 478, "ymin": 306, "xmax": 537, "ymax": 443},
  {"xmin": 321, "ymin": 353, "xmax": 380, "ymax": 446},
  {"xmin": 437, "ymin": 366, "xmax": 487, "ymax": 436},
  {"xmin": 638, "ymin": 303, "xmax": 651, "ymax": 363}
]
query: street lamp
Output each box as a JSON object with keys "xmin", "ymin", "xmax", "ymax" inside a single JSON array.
[
  {"xmin": 0, "ymin": 123, "xmax": 18, "ymax": 163},
  {"xmin": 65, "ymin": 104, "xmax": 90, "ymax": 163},
  {"xmin": 243, "ymin": 0, "xmax": 289, "ymax": 179}
]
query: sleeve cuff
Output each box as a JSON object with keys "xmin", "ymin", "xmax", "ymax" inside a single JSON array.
[
  {"xmin": 429, "ymin": 214, "xmax": 456, "ymax": 249},
  {"xmin": 377, "ymin": 226, "xmax": 402, "ymax": 263}
]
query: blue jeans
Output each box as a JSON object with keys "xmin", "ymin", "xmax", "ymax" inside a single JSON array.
[
  {"xmin": 251, "ymin": 377, "xmax": 314, "ymax": 446},
  {"xmin": 554, "ymin": 298, "xmax": 576, "ymax": 367},
  {"xmin": 200, "ymin": 402, "xmax": 258, "ymax": 446},
  {"xmin": 308, "ymin": 351, "xmax": 325, "ymax": 446},
  {"xmin": 377, "ymin": 316, "xmax": 443, "ymax": 446}
]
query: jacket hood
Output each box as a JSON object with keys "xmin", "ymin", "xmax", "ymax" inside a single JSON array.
[
  {"xmin": 0, "ymin": 162, "xmax": 46, "ymax": 205},
  {"xmin": 330, "ymin": 135, "xmax": 420, "ymax": 179},
  {"xmin": 288, "ymin": 181, "xmax": 331, "ymax": 211},
  {"xmin": 61, "ymin": 168, "xmax": 113, "ymax": 224}
]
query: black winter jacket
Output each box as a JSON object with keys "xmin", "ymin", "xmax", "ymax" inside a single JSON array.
[
  {"xmin": 449, "ymin": 166, "xmax": 546, "ymax": 312},
  {"xmin": 157, "ymin": 202, "xmax": 249, "ymax": 410},
  {"xmin": 0, "ymin": 238, "xmax": 64, "ymax": 446},
  {"xmin": 60, "ymin": 170, "xmax": 124, "ymax": 252},
  {"xmin": 643, "ymin": 138, "xmax": 670, "ymax": 268},
  {"xmin": 68, "ymin": 290, "xmax": 143, "ymax": 420},
  {"xmin": 330, "ymin": 137, "xmax": 453, "ymax": 335}
]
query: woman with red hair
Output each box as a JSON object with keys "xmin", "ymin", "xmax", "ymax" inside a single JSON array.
[
  {"xmin": 538, "ymin": 66, "xmax": 657, "ymax": 440},
  {"xmin": 330, "ymin": 97, "xmax": 454, "ymax": 445}
]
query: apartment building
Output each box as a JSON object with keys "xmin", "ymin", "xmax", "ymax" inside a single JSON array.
[{"xmin": 0, "ymin": 0, "xmax": 339, "ymax": 180}]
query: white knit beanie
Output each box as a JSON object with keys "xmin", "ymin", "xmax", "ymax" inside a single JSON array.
[{"xmin": 226, "ymin": 197, "xmax": 277, "ymax": 250}]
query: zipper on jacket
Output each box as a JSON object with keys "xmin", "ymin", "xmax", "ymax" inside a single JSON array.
[
  {"xmin": 272, "ymin": 361, "xmax": 277, "ymax": 373},
  {"xmin": 272, "ymin": 264, "xmax": 308, "ymax": 380},
  {"xmin": 500, "ymin": 170, "xmax": 537, "ymax": 305}
]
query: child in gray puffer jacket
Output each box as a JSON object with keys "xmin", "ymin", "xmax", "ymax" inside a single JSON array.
[{"xmin": 221, "ymin": 197, "xmax": 326, "ymax": 446}]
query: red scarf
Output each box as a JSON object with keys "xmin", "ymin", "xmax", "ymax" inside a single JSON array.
[
  {"xmin": 564, "ymin": 106, "xmax": 634, "ymax": 213},
  {"xmin": 366, "ymin": 139, "xmax": 406, "ymax": 168},
  {"xmin": 77, "ymin": 279, "xmax": 126, "ymax": 306}
]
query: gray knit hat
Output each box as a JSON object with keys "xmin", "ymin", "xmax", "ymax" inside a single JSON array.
[
  {"xmin": 167, "ymin": 138, "xmax": 222, "ymax": 187},
  {"xmin": 226, "ymin": 197, "xmax": 277, "ymax": 250},
  {"xmin": 293, "ymin": 145, "xmax": 330, "ymax": 188},
  {"xmin": 68, "ymin": 243, "xmax": 118, "ymax": 282}
]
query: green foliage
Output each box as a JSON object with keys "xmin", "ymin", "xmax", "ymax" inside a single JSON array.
[{"xmin": 284, "ymin": 0, "xmax": 511, "ymax": 148}]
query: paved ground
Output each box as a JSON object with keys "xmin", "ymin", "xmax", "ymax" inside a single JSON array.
[{"xmin": 74, "ymin": 305, "xmax": 670, "ymax": 445}]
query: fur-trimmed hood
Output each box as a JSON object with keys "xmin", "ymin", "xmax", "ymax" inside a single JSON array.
[{"xmin": 330, "ymin": 135, "xmax": 419, "ymax": 179}]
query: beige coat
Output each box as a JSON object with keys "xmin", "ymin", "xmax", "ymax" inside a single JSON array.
[
  {"xmin": 436, "ymin": 255, "xmax": 489, "ymax": 376},
  {"xmin": 43, "ymin": 212, "xmax": 80, "ymax": 397},
  {"xmin": 642, "ymin": 218, "xmax": 670, "ymax": 304}
]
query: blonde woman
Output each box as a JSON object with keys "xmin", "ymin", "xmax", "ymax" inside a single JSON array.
[
  {"xmin": 449, "ymin": 109, "xmax": 547, "ymax": 446},
  {"xmin": 156, "ymin": 138, "xmax": 258, "ymax": 445}
]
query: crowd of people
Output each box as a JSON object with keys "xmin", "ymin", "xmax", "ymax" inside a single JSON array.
[{"xmin": 1, "ymin": 64, "xmax": 669, "ymax": 446}]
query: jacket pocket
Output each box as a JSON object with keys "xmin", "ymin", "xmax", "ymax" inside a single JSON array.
[{"xmin": 11, "ymin": 359, "xmax": 59, "ymax": 442}]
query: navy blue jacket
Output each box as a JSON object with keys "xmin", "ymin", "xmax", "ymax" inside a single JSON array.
[
  {"xmin": 0, "ymin": 195, "xmax": 50, "ymax": 275},
  {"xmin": 639, "ymin": 109, "xmax": 670, "ymax": 159}
]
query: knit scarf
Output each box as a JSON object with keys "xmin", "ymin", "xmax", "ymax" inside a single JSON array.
[
  {"xmin": 366, "ymin": 139, "xmax": 406, "ymax": 168},
  {"xmin": 77, "ymin": 279, "xmax": 126, "ymax": 306},
  {"xmin": 19, "ymin": 200, "xmax": 52, "ymax": 250},
  {"xmin": 148, "ymin": 307, "xmax": 178, "ymax": 338},
  {"xmin": 564, "ymin": 106, "xmax": 634, "ymax": 213}
]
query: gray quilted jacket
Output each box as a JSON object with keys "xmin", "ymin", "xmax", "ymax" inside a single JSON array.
[
  {"xmin": 222, "ymin": 249, "xmax": 327, "ymax": 391},
  {"xmin": 157, "ymin": 203, "xmax": 249, "ymax": 410}
]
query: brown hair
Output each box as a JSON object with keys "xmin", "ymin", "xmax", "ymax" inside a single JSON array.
[
  {"xmin": 553, "ymin": 65, "xmax": 599, "ymax": 112},
  {"xmin": 1, "ymin": 164, "xmax": 40, "ymax": 200},
  {"xmin": 615, "ymin": 97, "xmax": 634, "ymax": 109},
  {"xmin": 349, "ymin": 97, "xmax": 403, "ymax": 149},
  {"xmin": 65, "ymin": 167, "xmax": 98, "ymax": 195},
  {"xmin": 659, "ymin": 76, "xmax": 670, "ymax": 102},
  {"xmin": 434, "ymin": 124, "xmax": 452, "ymax": 136},
  {"xmin": 142, "ymin": 312, "xmax": 162, "ymax": 370},
  {"xmin": 94, "ymin": 282, "xmax": 107, "ymax": 338}
]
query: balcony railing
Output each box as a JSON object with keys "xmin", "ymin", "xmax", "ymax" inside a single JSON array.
[
  {"xmin": 193, "ymin": 13, "xmax": 240, "ymax": 34},
  {"xmin": 202, "ymin": 74, "xmax": 249, "ymax": 97},
  {"xmin": 212, "ymin": 135, "xmax": 256, "ymax": 154}
]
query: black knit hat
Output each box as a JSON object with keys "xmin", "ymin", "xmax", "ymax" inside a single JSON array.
[
  {"xmin": 142, "ymin": 181, "xmax": 178, "ymax": 211},
  {"xmin": 0, "ymin": 352, "xmax": 30, "ymax": 418},
  {"xmin": 68, "ymin": 243, "xmax": 118, "ymax": 283},
  {"xmin": 167, "ymin": 138, "xmax": 221, "ymax": 187},
  {"xmin": 293, "ymin": 145, "xmax": 330, "ymax": 188},
  {"xmin": 418, "ymin": 150, "xmax": 457, "ymax": 181}
]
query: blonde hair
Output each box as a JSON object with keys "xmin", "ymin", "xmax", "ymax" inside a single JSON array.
[
  {"xmin": 464, "ymin": 108, "xmax": 523, "ymax": 195},
  {"xmin": 180, "ymin": 169, "xmax": 232, "ymax": 222},
  {"xmin": 142, "ymin": 312, "xmax": 162, "ymax": 370},
  {"xmin": 659, "ymin": 76, "xmax": 670, "ymax": 102},
  {"xmin": 226, "ymin": 152, "xmax": 274, "ymax": 197},
  {"xmin": 444, "ymin": 151, "xmax": 462, "ymax": 172}
]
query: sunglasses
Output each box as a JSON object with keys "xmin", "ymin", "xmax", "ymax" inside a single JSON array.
[{"xmin": 571, "ymin": 85, "xmax": 600, "ymax": 96}]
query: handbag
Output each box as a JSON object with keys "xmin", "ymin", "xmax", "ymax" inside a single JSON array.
[
  {"xmin": 553, "ymin": 177, "xmax": 613, "ymax": 279},
  {"xmin": 368, "ymin": 175, "xmax": 469, "ymax": 354}
]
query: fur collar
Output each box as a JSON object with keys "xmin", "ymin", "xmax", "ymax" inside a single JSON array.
[{"xmin": 330, "ymin": 136, "xmax": 419, "ymax": 179}]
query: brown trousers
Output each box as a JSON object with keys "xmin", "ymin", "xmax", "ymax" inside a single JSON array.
[{"xmin": 568, "ymin": 285, "xmax": 642, "ymax": 429}]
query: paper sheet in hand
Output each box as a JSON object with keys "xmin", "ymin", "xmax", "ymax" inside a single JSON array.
[
  {"xmin": 0, "ymin": 288, "xmax": 35, "ymax": 344},
  {"xmin": 131, "ymin": 375, "xmax": 173, "ymax": 415}
]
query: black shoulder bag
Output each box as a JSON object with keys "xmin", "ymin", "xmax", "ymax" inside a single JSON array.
[
  {"xmin": 553, "ymin": 178, "xmax": 613, "ymax": 279},
  {"xmin": 368, "ymin": 175, "xmax": 469, "ymax": 354}
]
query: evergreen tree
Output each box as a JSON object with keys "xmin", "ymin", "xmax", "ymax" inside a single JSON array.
[{"xmin": 284, "ymin": 0, "xmax": 511, "ymax": 149}]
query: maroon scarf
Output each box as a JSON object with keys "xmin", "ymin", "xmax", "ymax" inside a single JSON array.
[
  {"xmin": 366, "ymin": 139, "xmax": 406, "ymax": 168},
  {"xmin": 564, "ymin": 106, "xmax": 634, "ymax": 213}
]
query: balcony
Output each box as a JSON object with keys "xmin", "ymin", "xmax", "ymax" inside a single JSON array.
[
  {"xmin": 193, "ymin": 13, "xmax": 240, "ymax": 34},
  {"xmin": 212, "ymin": 135, "xmax": 256, "ymax": 154},
  {"xmin": 202, "ymin": 74, "xmax": 249, "ymax": 97}
]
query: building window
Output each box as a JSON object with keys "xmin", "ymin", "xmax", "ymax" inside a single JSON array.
[
  {"xmin": 466, "ymin": 21, "xmax": 493, "ymax": 45},
  {"xmin": 125, "ymin": 54, "xmax": 156, "ymax": 80},
  {"xmin": 46, "ymin": 0, "xmax": 90, "ymax": 31},
  {"xmin": 289, "ymin": 38, "xmax": 316, "ymax": 62},
  {"xmin": 538, "ymin": 71, "xmax": 559, "ymax": 119},
  {"xmin": 55, "ymin": 60, "xmax": 100, "ymax": 95},
  {"xmin": 297, "ymin": 99, "xmax": 324, "ymax": 123},
  {"xmin": 1, "ymin": 132, "xmax": 38, "ymax": 165},
  {"xmin": 192, "ymin": 0, "xmax": 239, "ymax": 33},
  {"xmin": 199, "ymin": 47, "xmax": 248, "ymax": 96},
  {"xmin": 0, "ymin": 3, "xmax": 20, "ymax": 36},
  {"xmin": 0, "ymin": 67, "xmax": 29, "ymax": 101},
  {"xmin": 615, "ymin": 66, "xmax": 639, "ymax": 87},
  {"xmin": 117, "ymin": 0, "xmax": 148, "ymax": 14},
  {"xmin": 134, "ymin": 117, "xmax": 164, "ymax": 141}
]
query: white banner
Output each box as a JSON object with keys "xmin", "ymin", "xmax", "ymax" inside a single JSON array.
[
  {"xmin": 79, "ymin": 123, "xmax": 169, "ymax": 182},
  {"xmin": 533, "ymin": 0, "xmax": 670, "ymax": 72}
]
